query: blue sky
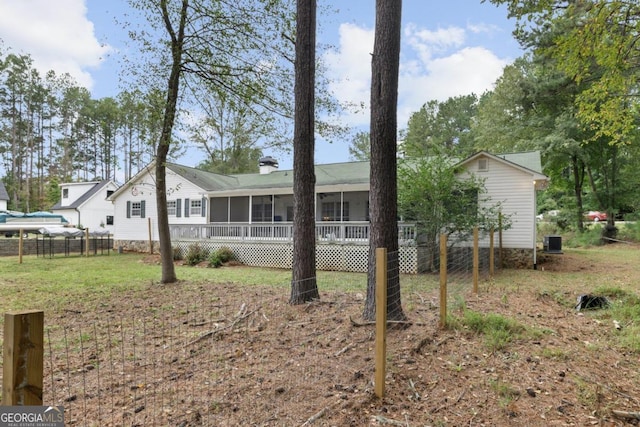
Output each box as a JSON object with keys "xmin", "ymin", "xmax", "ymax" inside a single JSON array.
[{"xmin": 0, "ymin": 0, "xmax": 522, "ymax": 171}]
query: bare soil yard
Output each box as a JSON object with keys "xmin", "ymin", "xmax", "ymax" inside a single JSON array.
[{"xmin": 6, "ymin": 246, "xmax": 640, "ymax": 426}]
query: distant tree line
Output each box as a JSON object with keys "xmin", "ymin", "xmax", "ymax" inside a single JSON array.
[{"xmin": 0, "ymin": 51, "xmax": 166, "ymax": 211}]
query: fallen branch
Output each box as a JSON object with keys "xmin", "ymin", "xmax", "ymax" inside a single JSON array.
[
  {"xmin": 186, "ymin": 306, "xmax": 257, "ymax": 346},
  {"xmin": 371, "ymin": 415, "xmax": 407, "ymax": 426},
  {"xmin": 334, "ymin": 343, "xmax": 354, "ymax": 357},
  {"xmin": 301, "ymin": 407, "xmax": 329, "ymax": 426},
  {"xmin": 612, "ymin": 410, "xmax": 640, "ymax": 421},
  {"xmin": 349, "ymin": 316, "xmax": 417, "ymax": 327}
]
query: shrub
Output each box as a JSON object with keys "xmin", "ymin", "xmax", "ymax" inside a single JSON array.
[
  {"xmin": 208, "ymin": 247, "xmax": 235, "ymax": 268},
  {"xmin": 172, "ymin": 246, "xmax": 183, "ymax": 261},
  {"xmin": 215, "ymin": 246, "xmax": 234, "ymax": 263},
  {"xmin": 184, "ymin": 243, "xmax": 208, "ymax": 266},
  {"xmin": 208, "ymin": 253, "xmax": 223, "ymax": 268}
]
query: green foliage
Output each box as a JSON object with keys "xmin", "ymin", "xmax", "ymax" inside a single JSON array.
[
  {"xmin": 616, "ymin": 221, "xmax": 640, "ymax": 243},
  {"xmin": 402, "ymin": 94, "xmax": 479, "ymax": 158},
  {"xmin": 172, "ymin": 246, "xmax": 183, "ymax": 261},
  {"xmin": 184, "ymin": 243, "xmax": 208, "ymax": 266},
  {"xmin": 397, "ymin": 154, "xmax": 509, "ymax": 271},
  {"xmin": 452, "ymin": 309, "xmax": 526, "ymax": 352},
  {"xmin": 348, "ymin": 131, "xmax": 370, "ymax": 161},
  {"xmin": 207, "ymin": 247, "xmax": 235, "ymax": 268}
]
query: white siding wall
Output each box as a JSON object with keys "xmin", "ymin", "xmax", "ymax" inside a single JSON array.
[
  {"xmin": 55, "ymin": 208, "xmax": 79, "ymax": 226},
  {"xmin": 113, "ymin": 169, "xmax": 207, "ymax": 241},
  {"xmin": 79, "ymin": 182, "xmax": 118, "ymax": 232},
  {"xmin": 0, "ymin": 200, "xmax": 7, "ymax": 210},
  {"xmin": 460, "ymin": 156, "xmax": 536, "ymax": 249},
  {"xmin": 62, "ymin": 182, "xmax": 98, "ymax": 205}
]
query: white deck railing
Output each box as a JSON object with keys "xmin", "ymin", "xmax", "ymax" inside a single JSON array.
[{"xmin": 169, "ymin": 222, "xmax": 416, "ymax": 245}]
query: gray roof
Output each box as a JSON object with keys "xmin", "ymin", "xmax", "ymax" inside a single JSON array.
[
  {"xmin": 496, "ymin": 151, "xmax": 544, "ymax": 174},
  {"xmin": 51, "ymin": 180, "xmax": 111, "ymax": 210},
  {"xmin": 0, "ymin": 181, "xmax": 9, "ymax": 201},
  {"xmin": 166, "ymin": 161, "xmax": 370, "ymax": 192},
  {"xmin": 164, "ymin": 151, "xmax": 545, "ymax": 193}
]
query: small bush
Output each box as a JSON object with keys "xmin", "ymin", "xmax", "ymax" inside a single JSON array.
[
  {"xmin": 208, "ymin": 247, "xmax": 235, "ymax": 268},
  {"xmin": 185, "ymin": 243, "xmax": 208, "ymax": 266},
  {"xmin": 215, "ymin": 246, "xmax": 234, "ymax": 263},
  {"xmin": 172, "ymin": 246, "xmax": 183, "ymax": 261}
]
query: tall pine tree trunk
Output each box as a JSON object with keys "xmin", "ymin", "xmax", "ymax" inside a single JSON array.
[
  {"xmin": 290, "ymin": 0, "xmax": 319, "ymax": 304},
  {"xmin": 363, "ymin": 0, "xmax": 405, "ymax": 321}
]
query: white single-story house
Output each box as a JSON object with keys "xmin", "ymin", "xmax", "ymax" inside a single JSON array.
[
  {"xmin": 109, "ymin": 152, "xmax": 548, "ymax": 272},
  {"xmin": 0, "ymin": 181, "xmax": 8, "ymax": 211},
  {"xmin": 51, "ymin": 180, "xmax": 118, "ymax": 233}
]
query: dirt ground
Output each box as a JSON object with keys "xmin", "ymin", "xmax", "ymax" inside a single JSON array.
[{"xmin": 43, "ymin": 249, "xmax": 640, "ymax": 426}]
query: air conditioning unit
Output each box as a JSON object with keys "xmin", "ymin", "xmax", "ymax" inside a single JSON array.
[{"xmin": 543, "ymin": 235, "xmax": 562, "ymax": 253}]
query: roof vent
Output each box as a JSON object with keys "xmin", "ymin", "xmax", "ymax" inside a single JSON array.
[{"xmin": 259, "ymin": 156, "xmax": 279, "ymax": 174}]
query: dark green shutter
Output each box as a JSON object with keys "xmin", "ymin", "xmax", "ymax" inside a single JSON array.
[
  {"xmin": 201, "ymin": 197, "xmax": 207, "ymax": 217},
  {"xmin": 184, "ymin": 198, "xmax": 190, "ymax": 217},
  {"xmin": 176, "ymin": 199, "xmax": 182, "ymax": 217},
  {"xmin": 126, "ymin": 201, "xmax": 131, "ymax": 218},
  {"xmin": 141, "ymin": 200, "xmax": 146, "ymax": 218}
]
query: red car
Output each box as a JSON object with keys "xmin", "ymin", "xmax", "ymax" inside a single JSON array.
[{"xmin": 586, "ymin": 211, "xmax": 607, "ymax": 222}]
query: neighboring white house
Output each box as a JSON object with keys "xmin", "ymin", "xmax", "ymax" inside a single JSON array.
[
  {"xmin": 109, "ymin": 152, "xmax": 549, "ymax": 271},
  {"xmin": 0, "ymin": 181, "xmax": 8, "ymax": 211},
  {"xmin": 51, "ymin": 180, "xmax": 118, "ymax": 233}
]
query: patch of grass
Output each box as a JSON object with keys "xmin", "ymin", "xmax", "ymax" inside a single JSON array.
[
  {"xmin": 489, "ymin": 378, "xmax": 520, "ymax": 407},
  {"xmin": 540, "ymin": 347, "xmax": 569, "ymax": 361},
  {"xmin": 449, "ymin": 309, "xmax": 526, "ymax": 352}
]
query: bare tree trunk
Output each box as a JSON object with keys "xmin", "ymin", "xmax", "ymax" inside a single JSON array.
[
  {"xmin": 155, "ymin": 0, "xmax": 189, "ymax": 284},
  {"xmin": 290, "ymin": 0, "xmax": 319, "ymax": 304},
  {"xmin": 363, "ymin": 0, "xmax": 405, "ymax": 321}
]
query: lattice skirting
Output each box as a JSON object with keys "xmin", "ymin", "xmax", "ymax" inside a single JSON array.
[{"xmin": 116, "ymin": 239, "xmax": 418, "ymax": 274}]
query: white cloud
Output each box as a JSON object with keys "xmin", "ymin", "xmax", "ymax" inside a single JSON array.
[
  {"xmin": 323, "ymin": 21, "xmax": 511, "ymax": 130},
  {"xmin": 0, "ymin": 0, "xmax": 111, "ymax": 89}
]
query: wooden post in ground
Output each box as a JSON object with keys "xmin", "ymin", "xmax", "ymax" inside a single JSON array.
[
  {"xmin": 489, "ymin": 228, "xmax": 495, "ymax": 277},
  {"xmin": 2, "ymin": 310, "xmax": 44, "ymax": 405},
  {"xmin": 148, "ymin": 218, "xmax": 153, "ymax": 254},
  {"xmin": 18, "ymin": 229, "xmax": 24, "ymax": 264},
  {"xmin": 473, "ymin": 227, "xmax": 479, "ymax": 294},
  {"xmin": 439, "ymin": 234, "xmax": 447, "ymax": 329},
  {"xmin": 499, "ymin": 213, "xmax": 504, "ymax": 268},
  {"xmin": 374, "ymin": 247, "xmax": 387, "ymax": 399},
  {"xmin": 85, "ymin": 228, "xmax": 90, "ymax": 257}
]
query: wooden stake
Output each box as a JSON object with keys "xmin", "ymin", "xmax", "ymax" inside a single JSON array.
[
  {"xmin": 439, "ymin": 234, "xmax": 447, "ymax": 329},
  {"xmin": 18, "ymin": 228, "xmax": 24, "ymax": 264},
  {"xmin": 85, "ymin": 228, "xmax": 90, "ymax": 257},
  {"xmin": 489, "ymin": 228, "xmax": 494, "ymax": 277},
  {"xmin": 473, "ymin": 227, "xmax": 479, "ymax": 294},
  {"xmin": 2, "ymin": 310, "xmax": 44, "ymax": 405},
  {"xmin": 148, "ymin": 217, "xmax": 153, "ymax": 254},
  {"xmin": 374, "ymin": 247, "xmax": 387, "ymax": 398}
]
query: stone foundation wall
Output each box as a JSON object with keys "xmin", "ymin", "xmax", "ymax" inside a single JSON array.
[{"xmin": 499, "ymin": 248, "xmax": 535, "ymax": 269}]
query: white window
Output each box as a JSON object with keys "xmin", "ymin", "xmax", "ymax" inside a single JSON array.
[
  {"xmin": 190, "ymin": 199, "xmax": 202, "ymax": 216},
  {"xmin": 131, "ymin": 202, "xmax": 142, "ymax": 217},
  {"xmin": 167, "ymin": 200, "xmax": 177, "ymax": 216}
]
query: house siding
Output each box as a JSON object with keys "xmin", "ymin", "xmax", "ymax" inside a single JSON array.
[
  {"xmin": 79, "ymin": 183, "xmax": 118, "ymax": 232},
  {"xmin": 459, "ymin": 156, "xmax": 536, "ymax": 249},
  {"xmin": 114, "ymin": 168, "xmax": 208, "ymax": 241}
]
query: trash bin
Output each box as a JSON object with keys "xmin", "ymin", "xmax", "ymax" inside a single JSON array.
[{"xmin": 543, "ymin": 235, "xmax": 562, "ymax": 253}]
